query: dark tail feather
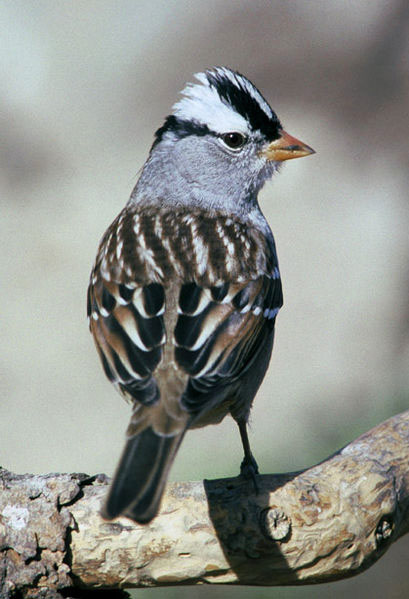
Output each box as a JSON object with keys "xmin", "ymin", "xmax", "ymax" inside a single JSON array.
[{"xmin": 102, "ymin": 427, "xmax": 185, "ymax": 524}]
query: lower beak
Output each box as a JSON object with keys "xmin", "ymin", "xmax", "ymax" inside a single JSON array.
[{"xmin": 262, "ymin": 129, "xmax": 315, "ymax": 162}]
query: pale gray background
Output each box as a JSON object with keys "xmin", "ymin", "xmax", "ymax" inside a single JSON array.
[{"xmin": 1, "ymin": 1, "xmax": 409, "ymax": 597}]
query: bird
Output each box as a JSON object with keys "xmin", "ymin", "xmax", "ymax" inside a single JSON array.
[{"xmin": 87, "ymin": 67, "xmax": 314, "ymax": 524}]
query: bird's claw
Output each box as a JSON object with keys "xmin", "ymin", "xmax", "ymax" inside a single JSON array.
[{"xmin": 240, "ymin": 454, "xmax": 260, "ymax": 494}]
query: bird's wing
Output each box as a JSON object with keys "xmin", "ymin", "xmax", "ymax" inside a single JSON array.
[
  {"xmin": 88, "ymin": 276, "xmax": 166, "ymax": 406},
  {"xmin": 175, "ymin": 274, "xmax": 282, "ymax": 414}
]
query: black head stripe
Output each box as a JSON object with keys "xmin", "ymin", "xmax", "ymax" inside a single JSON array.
[
  {"xmin": 153, "ymin": 115, "xmax": 211, "ymax": 147},
  {"xmin": 206, "ymin": 69, "xmax": 282, "ymax": 141}
]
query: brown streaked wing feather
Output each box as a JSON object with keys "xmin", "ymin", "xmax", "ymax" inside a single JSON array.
[
  {"xmin": 175, "ymin": 275, "xmax": 282, "ymax": 414},
  {"xmin": 88, "ymin": 272, "xmax": 166, "ymax": 406}
]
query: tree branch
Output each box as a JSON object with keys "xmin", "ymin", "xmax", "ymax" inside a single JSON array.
[{"xmin": 1, "ymin": 410, "xmax": 409, "ymax": 597}]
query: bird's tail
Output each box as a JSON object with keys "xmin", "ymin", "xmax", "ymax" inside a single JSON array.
[{"xmin": 102, "ymin": 426, "xmax": 185, "ymax": 523}]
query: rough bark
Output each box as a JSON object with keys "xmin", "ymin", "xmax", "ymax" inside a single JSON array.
[{"xmin": 1, "ymin": 410, "xmax": 408, "ymax": 597}]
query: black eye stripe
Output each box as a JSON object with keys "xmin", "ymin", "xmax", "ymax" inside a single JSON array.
[
  {"xmin": 153, "ymin": 117, "xmax": 249, "ymax": 147},
  {"xmin": 153, "ymin": 115, "xmax": 211, "ymax": 147}
]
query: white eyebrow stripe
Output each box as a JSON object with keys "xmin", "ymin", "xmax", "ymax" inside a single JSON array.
[
  {"xmin": 172, "ymin": 73, "xmax": 250, "ymax": 135},
  {"xmin": 172, "ymin": 67, "xmax": 277, "ymax": 137}
]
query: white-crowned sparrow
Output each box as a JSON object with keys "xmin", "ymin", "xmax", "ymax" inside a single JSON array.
[{"xmin": 88, "ymin": 67, "xmax": 314, "ymax": 523}]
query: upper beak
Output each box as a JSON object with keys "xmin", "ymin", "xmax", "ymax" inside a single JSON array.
[{"xmin": 262, "ymin": 129, "xmax": 315, "ymax": 162}]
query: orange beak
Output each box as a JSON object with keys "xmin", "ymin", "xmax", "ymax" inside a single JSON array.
[{"xmin": 262, "ymin": 129, "xmax": 315, "ymax": 162}]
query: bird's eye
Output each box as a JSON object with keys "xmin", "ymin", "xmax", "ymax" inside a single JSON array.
[{"xmin": 220, "ymin": 132, "xmax": 247, "ymax": 150}]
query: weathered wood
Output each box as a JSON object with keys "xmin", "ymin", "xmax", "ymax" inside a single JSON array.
[{"xmin": 1, "ymin": 410, "xmax": 408, "ymax": 596}]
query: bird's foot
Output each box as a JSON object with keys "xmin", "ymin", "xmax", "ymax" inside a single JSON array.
[{"xmin": 240, "ymin": 454, "xmax": 259, "ymax": 494}]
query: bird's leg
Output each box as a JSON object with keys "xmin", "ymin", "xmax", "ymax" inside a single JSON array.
[{"xmin": 238, "ymin": 420, "xmax": 259, "ymax": 493}]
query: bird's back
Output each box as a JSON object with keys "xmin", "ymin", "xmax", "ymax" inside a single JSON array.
[{"xmin": 88, "ymin": 203, "xmax": 282, "ymax": 430}]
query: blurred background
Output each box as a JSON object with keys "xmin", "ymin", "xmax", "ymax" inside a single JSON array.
[{"xmin": 1, "ymin": 1, "xmax": 409, "ymax": 597}]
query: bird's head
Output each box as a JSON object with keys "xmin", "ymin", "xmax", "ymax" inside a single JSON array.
[{"xmin": 134, "ymin": 67, "xmax": 314, "ymax": 213}]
